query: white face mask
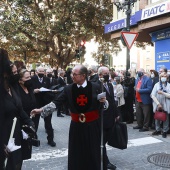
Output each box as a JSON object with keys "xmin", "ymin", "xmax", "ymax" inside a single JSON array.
[
  {"xmin": 151, "ymin": 74, "xmax": 154, "ymax": 78},
  {"xmin": 161, "ymin": 77, "xmax": 167, "ymax": 82}
]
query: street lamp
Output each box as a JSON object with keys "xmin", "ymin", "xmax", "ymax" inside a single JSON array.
[{"xmin": 113, "ymin": 0, "xmax": 137, "ymax": 73}]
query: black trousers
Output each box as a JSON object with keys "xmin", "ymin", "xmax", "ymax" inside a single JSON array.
[
  {"xmin": 44, "ymin": 114, "xmax": 54, "ymax": 142},
  {"xmin": 103, "ymin": 128, "xmax": 112, "ymax": 166},
  {"xmin": 32, "ymin": 114, "xmax": 54, "ymax": 142},
  {"xmin": 57, "ymin": 105, "xmax": 63, "ymax": 116}
]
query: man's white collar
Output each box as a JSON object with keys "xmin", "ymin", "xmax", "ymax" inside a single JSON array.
[{"xmin": 77, "ymin": 80, "xmax": 87, "ymax": 88}]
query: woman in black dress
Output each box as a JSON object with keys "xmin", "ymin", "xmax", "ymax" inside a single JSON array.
[
  {"xmin": 1, "ymin": 49, "xmax": 34, "ymax": 170},
  {"xmin": 18, "ymin": 69, "xmax": 37, "ymax": 160}
]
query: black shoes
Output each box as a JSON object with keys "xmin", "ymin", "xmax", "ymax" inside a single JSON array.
[
  {"xmin": 162, "ymin": 132, "xmax": 167, "ymax": 138},
  {"xmin": 152, "ymin": 131, "xmax": 161, "ymax": 135},
  {"xmin": 139, "ymin": 128, "xmax": 149, "ymax": 132},
  {"xmin": 107, "ymin": 163, "xmax": 116, "ymax": 170},
  {"xmin": 126, "ymin": 121, "xmax": 133, "ymax": 124},
  {"xmin": 48, "ymin": 141, "xmax": 56, "ymax": 147},
  {"xmin": 152, "ymin": 131, "xmax": 167, "ymax": 138},
  {"xmin": 57, "ymin": 114, "xmax": 64, "ymax": 117},
  {"xmin": 133, "ymin": 126, "xmax": 142, "ymax": 129}
]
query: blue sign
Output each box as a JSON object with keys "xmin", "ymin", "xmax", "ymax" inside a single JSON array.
[
  {"xmin": 151, "ymin": 28, "xmax": 170, "ymax": 42},
  {"xmin": 104, "ymin": 1, "xmax": 170, "ymax": 34},
  {"xmin": 152, "ymin": 30, "xmax": 170, "ymax": 71},
  {"xmin": 104, "ymin": 10, "xmax": 142, "ymax": 34},
  {"xmin": 134, "ymin": 10, "xmax": 142, "ymax": 22},
  {"xmin": 104, "ymin": 19, "xmax": 125, "ymax": 34},
  {"xmin": 156, "ymin": 51, "xmax": 170, "ymax": 63},
  {"xmin": 104, "ymin": 13, "xmax": 140, "ymax": 34}
]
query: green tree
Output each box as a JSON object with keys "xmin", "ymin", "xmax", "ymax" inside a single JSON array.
[{"xmin": 0, "ymin": 0, "xmax": 119, "ymax": 68}]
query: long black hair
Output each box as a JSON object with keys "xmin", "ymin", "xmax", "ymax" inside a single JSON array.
[{"xmin": 0, "ymin": 48, "xmax": 11, "ymax": 168}]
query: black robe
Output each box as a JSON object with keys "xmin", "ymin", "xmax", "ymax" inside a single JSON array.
[{"xmin": 53, "ymin": 81, "xmax": 106, "ymax": 170}]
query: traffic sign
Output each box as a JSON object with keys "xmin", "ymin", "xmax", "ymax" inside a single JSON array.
[{"xmin": 121, "ymin": 31, "xmax": 139, "ymax": 49}]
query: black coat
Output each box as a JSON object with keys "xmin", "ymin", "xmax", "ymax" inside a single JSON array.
[
  {"xmin": 18, "ymin": 85, "xmax": 37, "ymax": 160},
  {"xmin": 49, "ymin": 77, "xmax": 58, "ymax": 88},
  {"xmin": 57, "ymin": 76, "xmax": 66, "ymax": 87},
  {"xmin": 96, "ymin": 80, "xmax": 118, "ymax": 129},
  {"xmin": 89, "ymin": 74, "xmax": 99, "ymax": 83},
  {"xmin": 52, "ymin": 81, "xmax": 106, "ymax": 170},
  {"xmin": 31, "ymin": 75, "xmax": 51, "ymax": 107},
  {"xmin": 3, "ymin": 86, "xmax": 34, "ymax": 169}
]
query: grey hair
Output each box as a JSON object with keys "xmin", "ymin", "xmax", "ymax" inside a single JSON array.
[
  {"xmin": 98, "ymin": 66, "xmax": 108, "ymax": 75},
  {"xmin": 58, "ymin": 70, "xmax": 65, "ymax": 76},
  {"xmin": 36, "ymin": 66, "xmax": 44, "ymax": 72},
  {"xmin": 90, "ymin": 65, "xmax": 98, "ymax": 72}
]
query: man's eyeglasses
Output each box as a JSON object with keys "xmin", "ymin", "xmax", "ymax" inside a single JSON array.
[{"xmin": 71, "ymin": 73, "xmax": 82, "ymax": 77}]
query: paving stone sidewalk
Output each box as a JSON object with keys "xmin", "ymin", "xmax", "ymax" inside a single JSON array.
[{"xmin": 22, "ymin": 112, "xmax": 170, "ymax": 170}]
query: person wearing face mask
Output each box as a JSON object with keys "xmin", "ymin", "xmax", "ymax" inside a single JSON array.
[
  {"xmin": 0, "ymin": 50, "xmax": 35, "ymax": 170},
  {"xmin": 31, "ymin": 66, "xmax": 56, "ymax": 147},
  {"xmin": 18, "ymin": 69, "xmax": 37, "ymax": 160},
  {"xmin": 151, "ymin": 72, "xmax": 170, "ymax": 138},
  {"xmin": 134, "ymin": 68, "xmax": 152, "ymax": 132},
  {"xmin": 150, "ymin": 70, "xmax": 159, "ymax": 87},
  {"xmin": 31, "ymin": 65, "xmax": 109, "ymax": 170},
  {"xmin": 46, "ymin": 68, "xmax": 58, "ymax": 87},
  {"xmin": 96, "ymin": 66, "xmax": 119, "ymax": 170},
  {"xmin": 112, "ymin": 77, "xmax": 125, "ymax": 122},
  {"xmin": 149, "ymin": 70, "xmax": 159, "ymax": 129}
]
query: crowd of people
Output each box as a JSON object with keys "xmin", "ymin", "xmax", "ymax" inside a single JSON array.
[{"xmin": 1, "ymin": 47, "xmax": 170, "ymax": 170}]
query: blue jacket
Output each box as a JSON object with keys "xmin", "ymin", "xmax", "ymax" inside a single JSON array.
[{"xmin": 135, "ymin": 76, "xmax": 152, "ymax": 104}]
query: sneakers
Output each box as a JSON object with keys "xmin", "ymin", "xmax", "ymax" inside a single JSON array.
[
  {"xmin": 152, "ymin": 131, "xmax": 161, "ymax": 135},
  {"xmin": 162, "ymin": 132, "xmax": 167, "ymax": 138}
]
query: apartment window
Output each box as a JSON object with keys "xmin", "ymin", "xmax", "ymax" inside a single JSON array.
[
  {"xmin": 150, "ymin": 0, "xmax": 161, "ymax": 3},
  {"xmin": 146, "ymin": 51, "xmax": 151, "ymax": 60},
  {"xmin": 146, "ymin": 65, "xmax": 150, "ymax": 72}
]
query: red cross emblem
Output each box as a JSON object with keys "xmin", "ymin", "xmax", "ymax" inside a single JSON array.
[{"xmin": 77, "ymin": 95, "xmax": 88, "ymax": 106}]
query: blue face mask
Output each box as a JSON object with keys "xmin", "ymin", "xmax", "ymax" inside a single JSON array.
[
  {"xmin": 137, "ymin": 71, "xmax": 143, "ymax": 78},
  {"xmin": 113, "ymin": 81, "xmax": 117, "ymax": 85},
  {"xmin": 161, "ymin": 77, "xmax": 167, "ymax": 82}
]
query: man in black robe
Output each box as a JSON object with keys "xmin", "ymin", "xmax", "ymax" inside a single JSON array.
[{"xmin": 31, "ymin": 65, "xmax": 108, "ymax": 170}]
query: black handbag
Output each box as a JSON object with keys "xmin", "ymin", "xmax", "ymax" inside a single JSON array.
[{"xmin": 107, "ymin": 121, "xmax": 128, "ymax": 150}]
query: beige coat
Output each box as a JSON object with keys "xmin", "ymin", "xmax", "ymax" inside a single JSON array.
[{"xmin": 115, "ymin": 84, "xmax": 125, "ymax": 107}]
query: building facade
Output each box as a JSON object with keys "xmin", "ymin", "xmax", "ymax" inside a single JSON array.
[{"xmin": 106, "ymin": 0, "xmax": 170, "ymax": 71}]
